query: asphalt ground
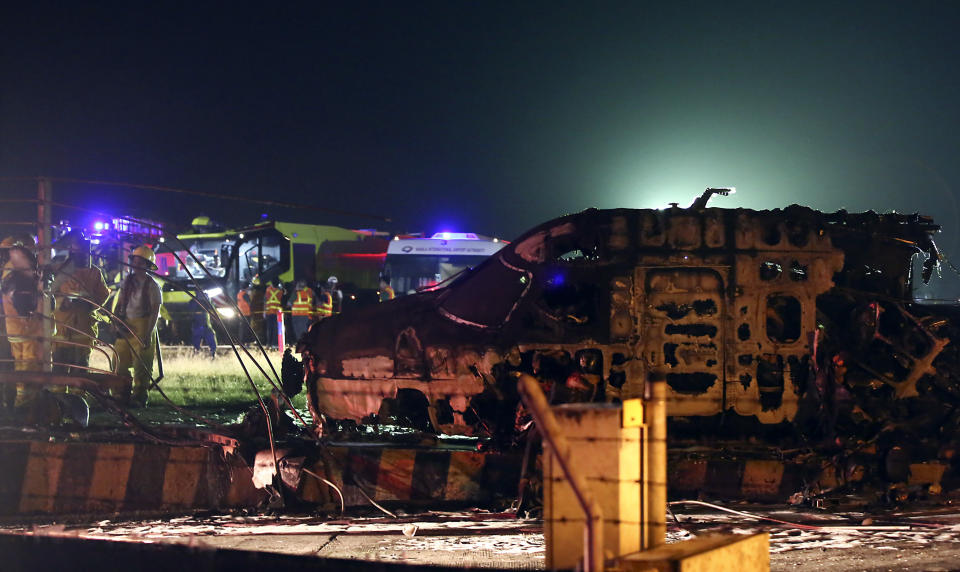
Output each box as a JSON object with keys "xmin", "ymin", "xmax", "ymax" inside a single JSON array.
[{"xmin": 5, "ymin": 506, "xmax": 960, "ymax": 571}]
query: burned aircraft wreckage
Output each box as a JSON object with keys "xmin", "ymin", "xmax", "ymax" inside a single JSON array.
[{"xmin": 298, "ymin": 192, "xmax": 960, "ymax": 495}]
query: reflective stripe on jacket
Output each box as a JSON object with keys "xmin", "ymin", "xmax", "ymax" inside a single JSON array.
[
  {"xmin": 265, "ymin": 286, "xmax": 282, "ymax": 312},
  {"xmin": 379, "ymin": 285, "xmax": 395, "ymax": 302},
  {"xmin": 317, "ymin": 291, "xmax": 333, "ymax": 318},
  {"xmin": 291, "ymin": 288, "xmax": 315, "ymax": 316}
]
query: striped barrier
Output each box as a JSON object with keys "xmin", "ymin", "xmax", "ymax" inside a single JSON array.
[
  {"xmin": 670, "ymin": 458, "xmax": 805, "ymax": 502},
  {"xmin": 0, "ymin": 441, "xmax": 264, "ymax": 516},
  {"xmin": 669, "ymin": 456, "xmax": 951, "ymax": 501},
  {"xmin": 10, "ymin": 437, "xmax": 929, "ymax": 516},
  {"xmin": 301, "ymin": 447, "xmax": 522, "ymax": 508},
  {"xmin": 0, "ymin": 440, "xmax": 521, "ymax": 517}
]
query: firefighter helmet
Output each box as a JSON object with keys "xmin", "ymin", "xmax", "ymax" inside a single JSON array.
[
  {"xmin": 129, "ymin": 245, "xmax": 158, "ymax": 270},
  {"xmin": 52, "ymin": 230, "xmax": 90, "ymax": 266},
  {"xmin": 14, "ymin": 233, "xmax": 36, "ymax": 247},
  {"xmin": 1, "ymin": 234, "xmax": 35, "ymax": 249},
  {"xmin": 327, "ymin": 276, "xmax": 338, "ymax": 286}
]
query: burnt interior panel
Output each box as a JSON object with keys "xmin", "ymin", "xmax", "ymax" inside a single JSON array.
[
  {"xmin": 665, "ymin": 323, "xmax": 718, "ymax": 337},
  {"xmin": 665, "ymin": 372, "xmax": 717, "ymax": 394}
]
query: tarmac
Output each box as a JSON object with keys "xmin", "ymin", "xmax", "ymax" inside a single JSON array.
[{"xmin": 6, "ymin": 506, "xmax": 960, "ymax": 571}]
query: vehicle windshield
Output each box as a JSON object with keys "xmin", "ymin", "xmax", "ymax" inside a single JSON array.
[
  {"xmin": 385, "ymin": 254, "xmax": 490, "ymax": 295},
  {"xmin": 156, "ymin": 238, "xmax": 231, "ymax": 279},
  {"xmin": 239, "ymin": 233, "xmax": 284, "ymax": 284}
]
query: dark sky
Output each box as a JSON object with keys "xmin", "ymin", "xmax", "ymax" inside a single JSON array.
[{"xmin": 3, "ymin": 2, "xmax": 960, "ymax": 257}]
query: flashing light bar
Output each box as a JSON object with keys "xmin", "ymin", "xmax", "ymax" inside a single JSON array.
[
  {"xmin": 430, "ymin": 232, "xmax": 479, "ymax": 240},
  {"xmin": 111, "ymin": 217, "xmax": 163, "ymax": 237}
]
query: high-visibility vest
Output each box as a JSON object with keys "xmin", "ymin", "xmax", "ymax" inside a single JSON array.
[
  {"xmin": 379, "ymin": 285, "xmax": 395, "ymax": 302},
  {"xmin": 317, "ymin": 291, "xmax": 333, "ymax": 318},
  {"xmin": 291, "ymin": 287, "xmax": 315, "ymax": 316},
  {"xmin": 237, "ymin": 290, "xmax": 251, "ymax": 316},
  {"xmin": 265, "ymin": 286, "xmax": 282, "ymax": 313}
]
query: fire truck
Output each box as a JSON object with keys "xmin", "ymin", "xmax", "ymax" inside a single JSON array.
[{"xmin": 157, "ymin": 220, "xmax": 389, "ymax": 342}]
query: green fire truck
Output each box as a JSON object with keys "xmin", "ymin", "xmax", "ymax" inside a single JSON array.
[{"xmin": 156, "ymin": 220, "xmax": 388, "ymax": 343}]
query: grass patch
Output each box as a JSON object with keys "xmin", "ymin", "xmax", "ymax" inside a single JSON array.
[{"xmin": 92, "ymin": 346, "xmax": 308, "ymax": 411}]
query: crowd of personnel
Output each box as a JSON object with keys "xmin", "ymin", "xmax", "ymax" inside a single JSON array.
[
  {"xmin": 0, "ymin": 228, "xmax": 401, "ymax": 418},
  {"xmin": 246, "ymin": 275, "xmax": 343, "ymax": 348},
  {"xmin": 0, "ymin": 231, "xmax": 161, "ymax": 417},
  {"xmin": 231, "ymin": 273, "xmax": 396, "ymax": 349}
]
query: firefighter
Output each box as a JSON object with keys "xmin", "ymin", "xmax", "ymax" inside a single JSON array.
[
  {"xmin": 236, "ymin": 284, "xmax": 253, "ymax": 345},
  {"xmin": 290, "ymin": 279, "xmax": 315, "ymax": 341},
  {"xmin": 50, "ymin": 231, "xmax": 110, "ymax": 376},
  {"xmin": 317, "ymin": 276, "xmax": 336, "ymax": 320},
  {"xmin": 263, "ymin": 280, "xmax": 284, "ymax": 348},
  {"xmin": 0, "ymin": 238, "xmax": 17, "ymax": 410},
  {"xmin": 379, "ymin": 274, "xmax": 395, "ymax": 302},
  {"xmin": 113, "ymin": 245, "xmax": 162, "ymax": 407},
  {"xmin": 1, "ymin": 236, "xmax": 47, "ymax": 405}
]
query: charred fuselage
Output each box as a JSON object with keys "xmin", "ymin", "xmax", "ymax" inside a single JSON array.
[{"xmin": 298, "ymin": 204, "xmax": 954, "ymax": 451}]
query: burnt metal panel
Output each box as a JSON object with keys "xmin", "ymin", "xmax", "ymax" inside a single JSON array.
[{"xmin": 642, "ymin": 268, "xmax": 726, "ymax": 417}]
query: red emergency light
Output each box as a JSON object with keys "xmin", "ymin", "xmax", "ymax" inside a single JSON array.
[{"xmin": 338, "ymin": 253, "xmax": 387, "ymax": 260}]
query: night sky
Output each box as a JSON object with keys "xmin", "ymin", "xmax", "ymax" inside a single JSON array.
[{"xmin": 3, "ymin": 2, "xmax": 960, "ymax": 281}]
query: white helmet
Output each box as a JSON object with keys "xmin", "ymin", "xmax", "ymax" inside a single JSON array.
[{"xmin": 327, "ymin": 276, "xmax": 338, "ymax": 285}]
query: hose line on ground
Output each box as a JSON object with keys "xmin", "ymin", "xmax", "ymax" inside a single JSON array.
[{"xmin": 303, "ymin": 468, "xmax": 344, "ymax": 515}]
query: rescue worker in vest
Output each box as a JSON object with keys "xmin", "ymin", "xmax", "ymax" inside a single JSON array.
[
  {"xmin": 379, "ymin": 274, "xmax": 395, "ymax": 302},
  {"xmin": 248, "ymin": 283, "xmax": 264, "ymax": 344},
  {"xmin": 1, "ymin": 235, "xmax": 47, "ymax": 405},
  {"xmin": 290, "ymin": 279, "xmax": 315, "ymax": 341},
  {"xmin": 50, "ymin": 231, "xmax": 110, "ymax": 376},
  {"xmin": 190, "ymin": 290, "xmax": 217, "ymax": 358},
  {"xmin": 236, "ymin": 284, "xmax": 253, "ymax": 345},
  {"xmin": 263, "ymin": 280, "xmax": 284, "ymax": 348},
  {"xmin": 317, "ymin": 276, "xmax": 336, "ymax": 320},
  {"xmin": 114, "ymin": 245, "xmax": 162, "ymax": 407}
]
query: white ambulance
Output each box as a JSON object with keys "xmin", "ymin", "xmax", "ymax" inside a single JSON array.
[{"xmin": 383, "ymin": 232, "xmax": 507, "ymax": 295}]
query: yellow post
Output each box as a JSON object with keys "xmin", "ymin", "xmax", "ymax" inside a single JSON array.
[
  {"xmin": 517, "ymin": 374, "xmax": 605, "ymax": 572},
  {"xmin": 645, "ymin": 376, "xmax": 667, "ymax": 548}
]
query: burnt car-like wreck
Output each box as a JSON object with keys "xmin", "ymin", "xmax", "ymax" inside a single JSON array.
[{"xmin": 298, "ymin": 192, "xmax": 959, "ymax": 492}]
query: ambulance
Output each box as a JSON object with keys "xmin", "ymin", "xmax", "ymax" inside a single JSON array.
[{"xmin": 382, "ymin": 232, "xmax": 507, "ymax": 296}]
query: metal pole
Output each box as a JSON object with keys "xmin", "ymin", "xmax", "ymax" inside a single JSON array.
[
  {"xmin": 645, "ymin": 375, "xmax": 667, "ymax": 548},
  {"xmin": 277, "ymin": 310, "xmax": 284, "ymax": 353},
  {"xmin": 516, "ymin": 373, "xmax": 604, "ymax": 572},
  {"xmin": 37, "ymin": 178, "xmax": 53, "ymax": 372}
]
